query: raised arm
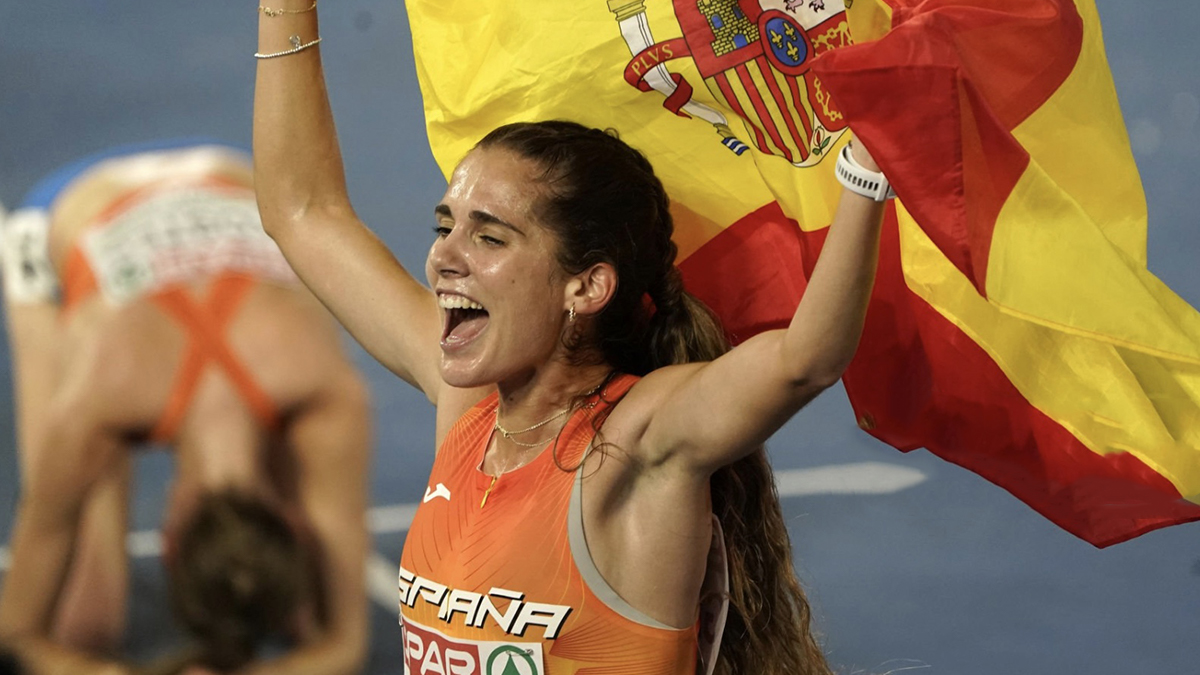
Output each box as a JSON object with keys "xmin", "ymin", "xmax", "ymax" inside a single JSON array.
[
  {"xmin": 636, "ymin": 142, "xmax": 887, "ymax": 473},
  {"xmin": 253, "ymin": 1, "xmax": 442, "ymax": 399},
  {"xmin": 237, "ymin": 367, "xmax": 371, "ymax": 675}
]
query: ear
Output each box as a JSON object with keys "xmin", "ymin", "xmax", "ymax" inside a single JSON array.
[{"xmin": 564, "ymin": 262, "xmax": 617, "ymax": 318}]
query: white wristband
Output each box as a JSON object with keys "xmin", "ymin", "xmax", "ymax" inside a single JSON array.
[
  {"xmin": 2, "ymin": 207, "xmax": 60, "ymax": 304},
  {"xmin": 835, "ymin": 143, "xmax": 896, "ymax": 202}
]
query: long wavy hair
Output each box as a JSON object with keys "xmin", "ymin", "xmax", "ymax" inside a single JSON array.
[{"xmin": 478, "ymin": 121, "xmax": 833, "ymax": 675}]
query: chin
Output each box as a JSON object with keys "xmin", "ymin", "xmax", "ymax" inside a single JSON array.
[{"xmin": 439, "ymin": 355, "xmax": 497, "ymax": 390}]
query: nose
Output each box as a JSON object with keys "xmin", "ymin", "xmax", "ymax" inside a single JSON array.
[{"xmin": 427, "ymin": 228, "xmax": 468, "ymax": 279}]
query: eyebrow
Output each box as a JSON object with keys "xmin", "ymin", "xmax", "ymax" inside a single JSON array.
[{"xmin": 434, "ymin": 204, "xmax": 526, "ymax": 236}]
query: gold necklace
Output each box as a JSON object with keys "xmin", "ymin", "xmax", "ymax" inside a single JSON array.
[
  {"xmin": 482, "ymin": 408, "xmax": 569, "ymax": 508},
  {"xmin": 481, "ymin": 377, "xmax": 610, "ymax": 507},
  {"xmin": 494, "ymin": 406, "xmax": 573, "ymax": 448}
]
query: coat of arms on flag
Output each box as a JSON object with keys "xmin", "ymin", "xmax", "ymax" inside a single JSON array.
[{"xmin": 611, "ymin": 0, "xmax": 852, "ymax": 164}]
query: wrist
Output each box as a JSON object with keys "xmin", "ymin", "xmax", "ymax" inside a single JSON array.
[
  {"xmin": 835, "ymin": 144, "xmax": 895, "ymax": 202},
  {"xmin": 848, "ymin": 141, "xmax": 880, "ymax": 172}
]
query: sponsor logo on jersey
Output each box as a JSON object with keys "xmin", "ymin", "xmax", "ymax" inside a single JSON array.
[
  {"xmin": 423, "ymin": 483, "xmax": 452, "ymax": 503},
  {"xmin": 398, "ymin": 567, "xmax": 572, "ymax": 640},
  {"xmin": 403, "ymin": 617, "xmax": 545, "ymax": 675}
]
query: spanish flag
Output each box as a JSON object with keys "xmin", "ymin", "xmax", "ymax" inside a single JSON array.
[{"xmin": 406, "ymin": 0, "xmax": 1200, "ymax": 546}]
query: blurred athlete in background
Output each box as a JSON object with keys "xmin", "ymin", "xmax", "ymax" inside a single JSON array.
[{"xmin": 0, "ymin": 142, "xmax": 372, "ymax": 675}]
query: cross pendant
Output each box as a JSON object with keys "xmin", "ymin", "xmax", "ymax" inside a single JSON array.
[{"xmin": 480, "ymin": 475, "xmax": 499, "ymax": 508}]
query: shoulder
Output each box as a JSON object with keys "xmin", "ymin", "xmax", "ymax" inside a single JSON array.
[{"xmin": 601, "ymin": 363, "xmax": 705, "ymax": 465}]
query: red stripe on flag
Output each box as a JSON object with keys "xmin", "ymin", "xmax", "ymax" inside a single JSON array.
[
  {"xmin": 735, "ymin": 65, "xmax": 796, "ymax": 163},
  {"xmin": 680, "ymin": 203, "xmax": 1200, "ymax": 547},
  {"xmin": 845, "ymin": 209, "xmax": 1200, "ymax": 547},
  {"xmin": 755, "ymin": 56, "xmax": 809, "ymax": 163},
  {"xmin": 886, "ymin": 0, "xmax": 1085, "ymax": 128},
  {"xmin": 714, "ymin": 72, "xmax": 771, "ymax": 156},
  {"xmin": 786, "ymin": 73, "xmax": 816, "ymax": 144},
  {"xmin": 811, "ymin": 0, "xmax": 1084, "ymax": 295},
  {"xmin": 678, "ymin": 203, "xmax": 808, "ymax": 344}
]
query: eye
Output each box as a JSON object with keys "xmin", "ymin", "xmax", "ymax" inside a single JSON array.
[
  {"xmin": 479, "ymin": 234, "xmax": 505, "ymax": 246},
  {"xmin": 433, "ymin": 225, "xmax": 451, "ymax": 238}
]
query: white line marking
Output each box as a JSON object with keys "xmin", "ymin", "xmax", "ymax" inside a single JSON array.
[
  {"xmin": 0, "ymin": 460, "xmax": 927, "ymax": 608},
  {"xmin": 366, "ymin": 552, "xmax": 400, "ymax": 612},
  {"xmin": 774, "ymin": 462, "xmax": 927, "ymax": 496},
  {"xmin": 126, "ymin": 530, "xmax": 164, "ymax": 558},
  {"xmin": 368, "ymin": 502, "xmax": 420, "ymax": 534}
]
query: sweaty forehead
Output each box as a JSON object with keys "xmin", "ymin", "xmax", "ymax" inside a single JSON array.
[{"xmin": 443, "ymin": 147, "xmax": 547, "ymax": 217}]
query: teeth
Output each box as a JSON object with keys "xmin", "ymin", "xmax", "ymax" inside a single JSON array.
[{"xmin": 438, "ymin": 295, "xmax": 485, "ymax": 311}]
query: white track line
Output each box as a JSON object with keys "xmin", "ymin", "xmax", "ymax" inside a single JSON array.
[
  {"xmin": 0, "ymin": 461, "xmax": 927, "ymax": 611},
  {"xmin": 775, "ymin": 462, "xmax": 927, "ymax": 496},
  {"xmin": 366, "ymin": 552, "xmax": 402, "ymax": 613}
]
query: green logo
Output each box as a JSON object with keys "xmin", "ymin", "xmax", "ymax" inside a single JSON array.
[{"xmin": 486, "ymin": 645, "xmax": 538, "ymax": 675}]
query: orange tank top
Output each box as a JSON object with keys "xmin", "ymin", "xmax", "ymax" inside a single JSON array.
[{"xmin": 399, "ymin": 374, "xmax": 700, "ymax": 675}]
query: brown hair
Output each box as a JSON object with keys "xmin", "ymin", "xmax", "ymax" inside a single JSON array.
[
  {"xmin": 166, "ymin": 490, "xmax": 310, "ymax": 672},
  {"xmin": 478, "ymin": 121, "xmax": 833, "ymax": 675}
]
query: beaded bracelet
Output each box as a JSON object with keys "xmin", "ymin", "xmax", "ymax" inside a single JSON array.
[{"xmin": 254, "ymin": 34, "xmax": 322, "ymax": 59}]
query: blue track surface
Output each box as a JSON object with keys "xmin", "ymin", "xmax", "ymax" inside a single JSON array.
[{"xmin": 1, "ymin": 2, "xmax": 1197, "ymax": 673}]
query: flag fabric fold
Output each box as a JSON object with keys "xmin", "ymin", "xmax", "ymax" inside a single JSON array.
[{"xmin": 405, "ymin": 0, "xmax": 1200, "ymax": 546}]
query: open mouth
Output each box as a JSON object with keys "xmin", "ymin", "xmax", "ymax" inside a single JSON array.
[{"xmin": 439, "ymin": 294, "xmax": 489, "ymax": 347}]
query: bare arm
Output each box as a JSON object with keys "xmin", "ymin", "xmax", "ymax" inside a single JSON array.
[
  {"xmin": 237, "ymin": 369, "xmax": 372, "ymax": 675},
  {"xmin": 636, "ymin": 142, "xmax": 886, "ymax": 474},
  {"xmin": 253, "ymin": 1, "xmax": 442, "ymax": 399},
  {"xmin": 2, "ymin": 205, "xmax": 62, "ymax": 472},
  {"xmin": 2, "ymin": 636, "xmax": 131, "ymax": 675},
  {"xmin": 0, "ymin": 398, "xmax": 122, "ymax": 648},
  {"xmin": 1, "ymin": 198, "xmax": 133, "ymax": 675},
  {"xmin": 1, "ymin": 249, "xmax": 85, "ymax": 638}
]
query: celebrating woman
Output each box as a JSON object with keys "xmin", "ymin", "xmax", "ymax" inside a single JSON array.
[{"xmin": 254, "ymin": 2, "xmax": 887, "ymax": 673}]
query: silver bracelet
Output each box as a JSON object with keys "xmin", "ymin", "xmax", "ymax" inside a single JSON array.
[{"xmin": 254, "ymin": 34, "xmax": 322, "ymax": 59}]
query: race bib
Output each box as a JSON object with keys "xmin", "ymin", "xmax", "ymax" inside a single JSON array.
[{"xmin": 82, "ymin": 188, "xmax": 294, "ymax": 302}]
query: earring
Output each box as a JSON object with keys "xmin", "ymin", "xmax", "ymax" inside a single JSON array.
[{"xmin": 568, "ymin": 305, "xmax": 577, "ymax": 323}]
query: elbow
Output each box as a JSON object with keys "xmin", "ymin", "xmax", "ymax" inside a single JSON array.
[
  {"xmin": 791, "ymin": 367, "xmax": 843, "ymax": 396},
  {"xmin": 258, "ymin": 197, "xmax": 355, "ymax": 245},
  {"xmin": 781, "ymin": 346, "xmax": 851, "ymax": 393},
  {"xmin": 809, "ymin": 367, "xmax": 845, "ymax": 392},
  {"xmin": 810, "ymin": 352, "xmax": 855, "ymax": 390},
  {"xmin": 256, "ymin": 199, "xmax": 301, "ymax": 242}
]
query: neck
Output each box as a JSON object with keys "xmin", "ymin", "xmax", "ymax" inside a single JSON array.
[
  {"xmin": 177, "ymin": 422, "xmax": 263, "ymax": 496},
  {"xmin": 494, "ymin": 361, "xmax": 613, "ymax": 435}
]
